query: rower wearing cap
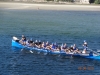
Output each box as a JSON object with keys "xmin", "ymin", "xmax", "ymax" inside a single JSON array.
[
  {"xmin": 51, "ymin": 43, "xmax": 55, "ymax": 49},
  {"xmin": 83, "ymin": 40, "xmax": 87, "ymax": 45},
  {"xmin": 82, "ymin": 40, "xmax": 88, "ymax": 54},
  {"xmin": 73, "ymin": 44, "xmax": 80, "ymax": 54},
  {"xmin": 61, "ymin": 43, "xmax": 67, "ymax": 51},
  {"xmin": 19, "ymin": 35, "xmax": 26, "ymax": 45},
  {"xmin": 69, "ymin": 45, "xmax": 73, "ymax": 52}
]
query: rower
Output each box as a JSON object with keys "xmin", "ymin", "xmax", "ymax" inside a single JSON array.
[
  {"xmin": 82, "ymin": 40, "xmax": 88, "ymax": 54},
  {"xmin": 41, "ymin": 42, "xmax": 46, "ymax": 49},
  {"xmin": 61, "ymin": 43, "xmax": 64, "ymax": 50},
  {"xmin": 63, "ymin": 43, "xmax": 67, "ymax": 49},
  {"xmin": 35, "ymin": 40, "xmax": 38, "ymax": 46},
  {"xmin": 73, "ymin": 44, "xmax": 80, "ymax": 54},
  {"xmin": 69, "ymin": 45, "xmax": 73, "ymax": 52},
  {"xmin": 45, "ymin": 41, "xmax": 50, "ymax": 49},
  {"xmin": 46, "ymin": 41, "xmax": 49, "ymax": 46},
  {"xmin": 29, "ymin": 38, "xmax": 34, "ymax": 47},
  {"xmin": 56, "ymin": 45, "xmax": 61, "ymax": 51},
  {"xmin": 19, "ymin": 35, "xmax": 26, "ymax": 45},
  {"xmin": 51, "ymin": 43, "xmax": 56, "ymax": 50},
  {"xmin": 73, "ymin": 44, "xmax": 77, "ymax": 50},
  {"xmin": 26, "ymin": 39, "xmax": 30, "ymax": 46},
  {"xmin": 38, "ymin": 40, "xmax": 42, "ymax": 45},
  {"xmin": 61, "ymin": 43, "xmax": 67, "ymax": 52}
]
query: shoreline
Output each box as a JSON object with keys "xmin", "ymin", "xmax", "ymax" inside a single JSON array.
[{"xmin": 0, "ymin": 2, "xmax": 100, "ymax": 11}]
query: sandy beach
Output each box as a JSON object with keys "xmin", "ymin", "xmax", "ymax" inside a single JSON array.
[{"xmin": 0, "ymin": 2, "xmax": 100, "ymax": 11}]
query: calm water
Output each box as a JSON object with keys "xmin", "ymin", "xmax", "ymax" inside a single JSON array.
[{"xmin": 0, "ymin": 8, "xmax": 100, "ymax": 75}]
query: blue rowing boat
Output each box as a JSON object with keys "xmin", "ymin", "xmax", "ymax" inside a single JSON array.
[
  {"xmin": 12, "ymin": 39, "xmax": 66, "ymax": 55},
  {"xmin": 12, "ymin": 37, "xmax": 100, "ymax": 60}
]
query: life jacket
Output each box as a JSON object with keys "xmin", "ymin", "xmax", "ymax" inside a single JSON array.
[
  {"xmin": 44, "ymin": 44, "xmax": 46, "ymax": 47},
  {"xmin": 73, "ymin": 47, "xmax": 77, "ymax": 50},
  {"xmin": 52, "ymin": 45, "xmax": 55, "ymax": 49}
]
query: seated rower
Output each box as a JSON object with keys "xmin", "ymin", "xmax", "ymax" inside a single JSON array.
[
  {"xmin": 73, "ymin": 44, "xmax": 77, "ymax": 50},
  {"xmin": 54, "ymin": 42, "xmax": 58, "ymax": 48},
  {"xmin": 19, "ymin": 35, "xmax": 26, "ymax": 45},
  {"xmin": 69, "ymin": 45, "xmax": 74, "ymax": 52},
  {"xmin": 63, "ymin": 43, "xmax": 68, "ymax": 51},
  {"xmin": 45, "ymin": 41, "xmax": 51, "ymax": 49},
  {"xmin": 36, "ymin": 40, "xmax": 42, "ymax": 48},
  {"xmin": 26, "ymin": 39, "xmax": 30, "ymax": 46},
  {"xmin": 63, "ymin": 43, "xmax": 67, "ymax": 48},
  {"xmin": 34, "ymin": 40, "xmax": 38, "ymax": 45},
  {"xmin": 29, "ymin": 38, "xmax": 34, "ymax": 47},
  {"xmin": 68, "ymin": 44, "xmax": 80, "ymax": 53},
  {"xmin": 41, "ymin": 42, "xmax": 46, "ymax": 49},
  {"xmin": 50, "ymin": 43, "xmax": 60, "ymax": 51},
  {"xmin": 60, "ymin": 43, "xmax": 64, "ymax": 52},
  {"xmin": 46, "ymin": 41, "xmax": 49, "ymax": 45},
  {"xmin": 56, "ymin": 45, "xmax": 61, "ymax": 51},
  {"xmin": 50, "ymin": 43, "xmax": 56, "ymax": 51},
  {"xmin": 38, "ymin": 40, "xmax": 42, "ymax": 45},
  {"xmin": 72, "ymin": 44, "xmax": 80, "ymax": 54},
  {"xmin": 34, "ymin": 40, "xmax": 40, "ymax": 48},
  {"xmin": 26, "ymin": 39, "xmax": 35, "ymax": 47},
  {"xmin": 62, "ymin": 43, "xmax": 70, "ymax": 53}
]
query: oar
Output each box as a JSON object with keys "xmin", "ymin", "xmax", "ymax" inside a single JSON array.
[
  {"xmin": 21, "ymin": 45, "xmax": 34, "ymax": 53},
  {"xmin": 29, "ymin": 49, "xmax": 34, "ymax": 53},
  {"xmin": 21, "ymin": 49, "xmax": 23, "ymax": 51},
  {"xmin": 37, "ymin": 51, "xmax": 40, "ymax": 54},
  {"xmin": 78, "ymin": 46, "xmax": 100, "ymax": 56},
  {"xmin": 87, "ymin": 48, "xmax": 100, "ymax": 56},
  {"xmin": 97, "ymin": 49, "xmax": 100, "ymax": 53},
  {"xmin": 44, "ymin": 52, "xmax": 47, "ymax": 55}
]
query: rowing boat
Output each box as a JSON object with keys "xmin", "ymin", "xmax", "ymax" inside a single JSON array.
[
  {"xmin": 12, "ymin": 39, "xmax": 66, "ymax": 55},
  {"xmin": 11, "ymin": 37, "xmax": 100, "ymax": 60}
]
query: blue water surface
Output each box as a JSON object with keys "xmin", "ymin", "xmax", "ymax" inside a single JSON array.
[{"xmin": 0, "ymin": 8, "xmax": 100, "ymax": 75}]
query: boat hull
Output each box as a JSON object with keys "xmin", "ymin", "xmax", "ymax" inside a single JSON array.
[{"xmin": 12, "ymin": 40, "xmax": 24, "ymax": 49}]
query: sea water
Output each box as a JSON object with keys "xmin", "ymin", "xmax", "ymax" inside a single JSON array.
[{"xmin": 0, "ymin": 8, "xmax": 100, "ymax": 75}]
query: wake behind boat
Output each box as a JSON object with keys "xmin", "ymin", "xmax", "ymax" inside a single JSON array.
[{"xmin": 12, "ymin": 36, "xmax": 100, "ymax": 60}]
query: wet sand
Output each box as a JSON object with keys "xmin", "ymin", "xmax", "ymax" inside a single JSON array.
[{"xmin": 0, "ymin": 2, "xmax": 100, "ymax": 11}]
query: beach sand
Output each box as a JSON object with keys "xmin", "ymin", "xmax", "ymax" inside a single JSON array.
[{"xmin": 0, "ymin": 2, "xmax": 100, "ymax": 11}]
